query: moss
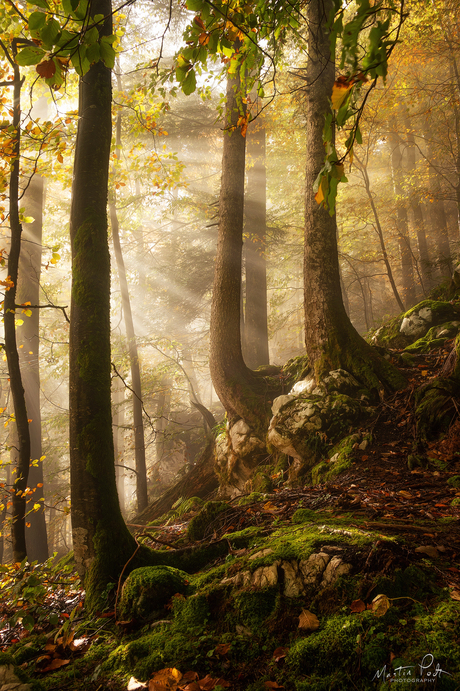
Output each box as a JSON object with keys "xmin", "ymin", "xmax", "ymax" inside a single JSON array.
[
  {"xmin": 414, "ymin": 378, "xmax": 458, "ymax": 441},
  {"xmin": 172, "ymin": 592, "xmax": 210, "ymax": 632},
  {"xmin": 252, "ymin": 471, "xmax": 273, "ymax": 493},
  {"xmin": 187, "ymin": 501, "xmax": 229, "ymax": 542},
  {"xmin": 222, "ymin": 525, "xmax": 264, "ymax": 548},
  {"xmin": 233, "ymin": 588, "xmax": 278, "ymax": 628},
  {"xmin": 309, "ymin": 433, "xmax": 359, "ymax": 485},
  {"xmin": 118, "ymin": 565, "xmax": 191, "ymax": 621},
  {"xmin": 291, "ymin": 508, "xmax": 317, "ymax": 524},
  {"xmin": 238, "ymin": 492, "xmax": 266, "ymax": 506},
  {"xmin": 447, "ymin": 475, "xmax": 460, "ymax": 488},
  {"xmin": 404, "ymin": 321, "xmax": 459, "ymax": 354},
  {"xmin": 287, "ymin": 614, "xmax": 362, "ymax": 676}
]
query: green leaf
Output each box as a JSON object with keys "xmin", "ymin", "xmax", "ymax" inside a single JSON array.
[
  {"xmin": 186, "ymin": 0, "xmax": 203, "ymax": 10},
  {"xmin": 181, "ymin": 68, "xmax": 196, "ymax": 95},
  {"xmin": 86, "ymin": 42, "xmax": 100, "ymax": 65},
  {"xmin": 28, "ymin": 11, "xmax": 46, "ymax": 31},
  {"xmin": 28, "ymin": 0, "xmax": 49, "ymax": 8},
  {"xmin": 15, "ymin": 46, "xmax": 45, "ymax": 66},
  {"xmin": 355, "ymin": 125, "xmax": 362, "ymax": 145},
  {"xmin": 83, "ymin": 26, "xmax": 99, "ymax": 45},
  {"xmin": 99, "ymin": 40, "xmax": 115, "ymax": 69},
  {"xmin": 70, "ymin": 46, "xmax": 90, "ymax": 75},
  {"xmin": 22, "ymin": 614, "xmax": 35, "ymax": 632},
  {"xmin": 40, "ymin": 17, "xmax": 61, "ymax": 48},
  {"xmin": 55, "ymin": 29, "xmax": 79, "ymax": 52}
]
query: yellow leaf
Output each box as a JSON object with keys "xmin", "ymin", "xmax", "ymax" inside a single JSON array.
[
  {"xmin": 331, "ymin": 81, "xmax": 352, "ymax": 110},
  {"xmin": 371, "ymin": 594, "xmax": 391, "ymax": 617},
  {"xmin": 15, "ymin": 319, "xmax": 24, "ymax": 326}
]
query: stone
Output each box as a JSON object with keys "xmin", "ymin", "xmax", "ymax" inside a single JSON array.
[
  {"xmin": 252, "ymin": 563, "xmax": 279, "ymax": 589},
  {"xmin": 281, "ymin": 561, "xmax": 305, "ymax": 597},
  {"xmin": 0, "ymin": 668, "xmax": 21, "ymax": 686},
  {"xmin": 299, "ymin": 552, "xmax": 331, "ymax": 585},
  {"xmin": 229, "ymin": 420, "xmax": 265, "ymax": 458},
  {"xmin": 320, "ymin": 556, "xmax": 352, "ymax": 587},
  {"xmin": 290, "ymin": 377, "xmax": 316, "ymax": 396},
  {"xmin": 271, "ymin": 394, "xmax": 295, "ymax": 416},
  {"xmin": 400, "ymin": 313, "xmax": 431, "ymax": 338}
]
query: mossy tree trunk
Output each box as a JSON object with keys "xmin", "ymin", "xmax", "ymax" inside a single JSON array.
[
  {"xmin": 303, "ymin": 0, "xmax": 406, "ymax": 395},
  {"xmin": 209, "ymin": 67, "xmax": 270, "ymax": 430},
  {"xmin": 68, "ymin": 0, "xmax": 138, "ymax": 604}
]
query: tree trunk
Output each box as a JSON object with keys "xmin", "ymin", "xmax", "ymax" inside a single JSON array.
[
  {"xmin": 303, "ymin": 0, "xmax": 405, "ymax": 393},
  {"xmin": 403, "ymin": 116, "xmax": 433, "ymax": 292},
  {"xmin": 423, "ymin": 126, "xmax": 452, "ymax": 278},
  {"xmin": 209, "ymin": 69, "xmax": 269, "ymax": 428},
  {"xmin": 18, "ymin": 172, "xmax": 48, "ymax": 563},
  {"xmin": 68, "ymin": 0, "xmax": 138, "ymax": 604},
  {"xmin": 110, "ymin": 201, "xmax": 148, "ymax": 513},
  {"xmin": 388, "ymin": 131, "xmax": 416, "ymax": 307},
  {"xmin": 243, "ymin": 121, "xmax": 270, "ymax": 369},
  {"xmin": 112, "ymin": 375, "xmax": 125, "ymax": 514},
  {"xmin": 110, "ymin": 69, "xmax": 147, "ymax": 514},
  {"xmin": 3, "ymin": 50, "xmax": 32, "ymax": 564},
  {"xmin": 355, "ymin": 155, "xmax": 405, "ymax": 312}
]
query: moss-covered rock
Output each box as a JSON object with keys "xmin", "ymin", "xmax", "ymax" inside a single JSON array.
[
  {"xmin": 404, "ymin": 321, "xmax": 460, "ymax": 354},
  {"xmin": 118, "ymin": 565, "xmax": 190, "ymax": 621},
  {"xmin": 187, "ymin": 501, "xmax": 229, "ymax": 542}
]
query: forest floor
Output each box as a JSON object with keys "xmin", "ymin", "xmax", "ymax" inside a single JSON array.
[{"xmin": 0, "ymin": 335, "xmax": 459, "ymax": 691}]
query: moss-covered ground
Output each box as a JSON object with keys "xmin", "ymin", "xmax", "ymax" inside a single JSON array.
[{"xmin": 1, "ymin": 294, "xmax": 459, "ymax": 690}]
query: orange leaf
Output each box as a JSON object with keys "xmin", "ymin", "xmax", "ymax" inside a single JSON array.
[
  {"xmin": 272, "ymin": 646, "xmax": 288, "ymax": 662},
  {"xmin": 149, "ymin": 667, "xmax": 182, "ymax": 690},
  {"xmin": 331, "ymin": 81, "xmax": 352, "ymax": 110},
  {"xmin": 36, "ymin": 60, "xmax": 56, "ymax": 79},
  {"xmin": 198, "ymin": 675, "xmax": 230, "ymax": 690},
  {"xmin": 215, "ymin": 643, "xmax": 231, "ymax": 655},
  {"xmin": 264, "ymin": 683, "xmax": 284, "ymax": 689},
  {"xmin": 350, "ymin": 599, "xmax": 366, "ymax": 613}
]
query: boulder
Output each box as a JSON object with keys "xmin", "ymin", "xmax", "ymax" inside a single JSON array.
[
  {"xmin": 268, "ymin": 370, "xmax": 374, "ymax": 466},
  {"xmin": 119, "ymin": 566, "xmax": 190, "ymax": 621}
]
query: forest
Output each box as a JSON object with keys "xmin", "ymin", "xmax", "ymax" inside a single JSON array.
[{"xmin": 0, "ymin": 0, "xmax": 459, "ymax": 688}]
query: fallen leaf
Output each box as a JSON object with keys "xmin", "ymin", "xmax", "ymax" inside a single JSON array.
[
  {"xmin": 181, "ymin": 684, "xmax": 201, "ymax": 691},
  {"xmin": 264, "ymin": 682, "xmax": 284, "ymax": 689},
  {"xmin": 450, "ymin": 588, "xmax": 460, "ymax": 601},
  {"xmin": 149, "ymin": 667, "xmax": 182, "ymax": 690},
  {"xmin": 128, "ymin": 678, "xmax": 148, "ymax": 690},
  {"xmin": 371, "ymin": 594, "xmax": 391, "ymax": 618},
  {"xmin": 398, "ymin": 491, "xmax": 413, "ymax": 500},
  {"xmin": 350, "ymin": 599, "xmax": 366, "ymax": 613},
  {"xmin": 198, "ymin": 675, "xmax": 230, "ymax": 690},
  {"xmin": 181, "ymin": 672, "xmax": 199, "ymax": 683},
  {"xmin": 39, "ymin": 658, "xmax": 70, "ymax": 673},
  {"xmin": 272, "ymin": 646, "xmax": 288, "ymax": 662},
  {"xmin": 215, "ymin": 643, "xmax": 231, "ymax": 655},
  {"xmin": 298, "ymin": 609, "xmax": 319, "ymax": 631}
]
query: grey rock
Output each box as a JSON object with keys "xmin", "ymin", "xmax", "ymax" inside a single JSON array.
[
  {"xmin": 299, "ymin": 552, "xmax": 331, "ymax": 585},
  {"xmin": 320, "ymin": 556, "xmax": 352, "ymax": 587}
]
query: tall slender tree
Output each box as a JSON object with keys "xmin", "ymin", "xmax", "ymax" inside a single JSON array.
[{"xmin": 68, "ymin": 0, "xmax": 138, "ymax": 601}]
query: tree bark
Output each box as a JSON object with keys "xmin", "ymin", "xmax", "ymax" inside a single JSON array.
[
  {"xmin": 3, "ymin": 49, "xmax": 31, "ymax": 564},
  {"xmin": 209, "ymin": 69, "xmax": 269, "ymax": 428},
  {"xmin": 18, "ymin": 172, "xmax": 48, "ymax": 563},
  {"xmin": 388, "ymin": 132, "xmax": 416, "ymax": 307},
  {"xmin": 243, "ymin": 121, "xmax": 269, "ymax": 369},
  {"xmin": 303, "ymin": 0, "xmax": 406, "ymax": 393},
  {"xmin": 68, "ymin": 0, "xmax": 138, "ymax": 603}
]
